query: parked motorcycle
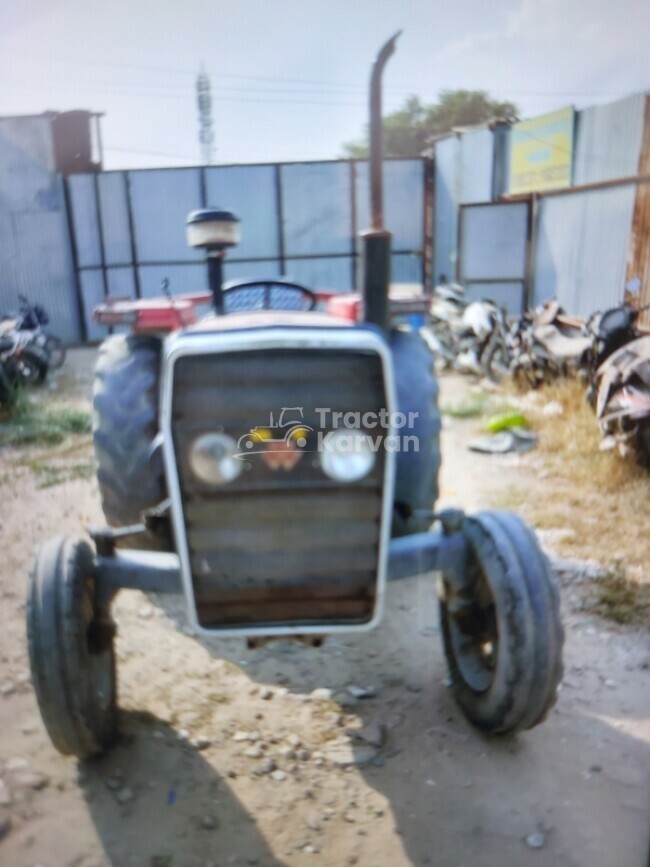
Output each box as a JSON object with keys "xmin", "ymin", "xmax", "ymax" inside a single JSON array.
[
  {"xmin": 0, "ymin": 328, "xmax": 50, "ymax": 405},
  {"xmin": 424, "ymin": 279, "xmax": 509, "ymax": 377},
  {"xmin": 508, "ymin": 301, "xmax": 590, "ymax": 388},
  {"xmin": 1, "ymin": 294, "xmax": 65, "ymax": 370},
  {"xmin": 584, "ymin": 303, "xmax": 648, "ymax": 406},
  {"xmin": 452, "ymin": 299, "xmax": 507, "ymax": 376},
  {"xmin": 596, "ymin": 336, "xmax": 650, "ymax": 463},
  {"xmin": 424, "ymin": 278, "xmax": 468, "ymax": 368}
]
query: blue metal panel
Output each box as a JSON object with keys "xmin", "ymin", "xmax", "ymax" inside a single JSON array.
[
  {"xmin": 224, "ymin": 259, "xmax": 281, "ymax": 281},
  {"xmin": 355, "ymin": 160, "xmax": 424, "ymax": 250},
  {"xmin": 97, "ymin": 173, "xmax": 131, "ymax": 265},
  {"xmin": 433, "ymin": 137, "xmax": 459, "ymax": 283},
  {"xmin": 459, "ymin": 128, "xmax": 494, "ymax": 204},
  {"xmin": 460, "ymin": 203, "xmax": 528, "ymax": 281},
  {"xmin": 67, "ymin": 174, "xmax": 102, "ymax": 268},
  {"xmin": 465, "ymin": 282, "xmax": 524, "ymax": 315},
  {"xmin": 534, "ymin": 185, "xmax": 636, "ymax": 315},
  {"xmin": 206, "ymin": 165, "xmax": 278, "ymax": 260},
  {"xmin": 284, "ymin": 257, "xmax": 353, "ymax": 290},
  {"xmin": 391, "ymin": 253, "xmax": 423, "ymax": 285},
  {"xmin": 106, "ymin": 266, "xmax": 136, "ymax": 299},
  {"xmin": 138, "ymin": 263, "xmax": 207, "ymax": 298},
  {"xmin": 0, "ymin": 118, "xmax": 80, "ymax": 341},
  {"xmin": 129, "ymin": 169, "xmax": 203, "ymax": 262},
  {"xmin": 281, "ymin": 162, "xmax": 352, "ymax": 256},
  {"xmin": 574, "ymin": 94, "xmax": 646, "ymax": 185},
  {"xmin": 80, "ymin": 270, "xmax": 108, "ymax": 341}
]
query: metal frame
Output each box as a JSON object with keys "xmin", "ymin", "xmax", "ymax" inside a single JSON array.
[
  {"xmin": 457, "ymin": 199, "xmax": 531, "ymax": 313},
  {"xmin": 64, "ymin": 157, "xmax": 429, "ymax": 339},
  {"xmin": 94, "ymin": 526, "xmax": 472, "ymax": 600},
  {"xmin": 158, "ymin": 325, "xmax": 397, "ymax": 638}
]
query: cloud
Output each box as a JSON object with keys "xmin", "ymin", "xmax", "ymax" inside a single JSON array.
[{"xmin": 429, "ymin": 0, "xmax": 649, "ymax": 116}]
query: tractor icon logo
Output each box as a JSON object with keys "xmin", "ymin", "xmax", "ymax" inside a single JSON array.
[{"xmin": 235, "ymin": 407, "xmax": 313, "ymax": 468}]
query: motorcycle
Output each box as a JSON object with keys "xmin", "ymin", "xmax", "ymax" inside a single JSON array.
[
  {"xmin": 452, "ymin": 299, "xmax": 507, "ymax": 376},
  {"xmin": 596, "ymin": 335, "xmax": 650, "ymax": 464},
  {"xmin": 1, "ymin": 294, "xmax": 65, "ymax": 370},
  {"xmin": 0, "ymin": 328, "xmax": 50, "ymax": 405},
  {"xmin": 584, "ymin": 303, "xmax": 648, "ymax": 407},
  {"xmin": 423, "ymin": 278, "xmax": 468, "ymax": 368},
  {"xmin": 424, "ymin": 279, "xmax": 509, "ymax": 377},
  {"xmin": 504, "ymin": 301, "xmax": 593, "ymax": 390}
]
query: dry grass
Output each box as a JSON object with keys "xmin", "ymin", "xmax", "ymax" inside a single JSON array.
[{"xmin": 510, "ymin": 378, "xmax": 650, "ymax": 625}]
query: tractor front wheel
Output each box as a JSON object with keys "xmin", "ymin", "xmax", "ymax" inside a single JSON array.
[
  {"xmin": 439, "ymin": 511, "xmax": 564, "ymax": 734},
  {"xmin": 27, "ymin": 537, "xmax": 118, "ymax": 758}
]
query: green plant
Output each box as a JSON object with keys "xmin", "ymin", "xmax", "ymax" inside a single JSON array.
[{"xmin": 0, "ymin": 393, "xmax": 91, "ymax": 447}]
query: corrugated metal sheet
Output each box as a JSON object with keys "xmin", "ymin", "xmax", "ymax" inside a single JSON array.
[
  {"xmin": 206, "ymin": 165, "xmax": 278, "ymax": 260},
  {"xmin": 97, "ymin": 172, "xmax": 131, "ymax": 265},
  {"xmin": 574, "ymin": 93, "xmax": 646, "ymax": 184},
  {"xmin": 79, "ymin": 269, "xmax": 107, "ymax": 341},
  {"xmin": 355, "ymin": 159, "xmax": 425, "ymax": 251},
  {"xmin": 433, "ymin": 136, "xmax": 459, "ymax": 283},
  {"xmin": 225, "ymin": 259, "xmax": 282, "ymax": 281},
  {"xmin": 106, "ymin": 266, "xmax": 136, "ymax": 299},
  {"xmin": 68, "ymin": 174, "xmax": 102, "ymax": 267},
  {"xmin": 282, "ymin": 162, "xmax": 351, "ymax": 256},
  {"xmin": 534, "ymin": 185, "xmax": 636, "ymax": 315},
  {"xmin": 129, "ymin": 169, "xmax": 203, "ymax": 262},
  {"xmin": 459, "ymin": 127, "xmax": 494, "ymax": 204},
  {"xmin": 138, "ymin": 263, "xmax": 206, "ymax": 298},
  {"xmin": 465, "ymin": 282, "xmax": 524, "ymax": 314},
  {"xmin": 459, "ymin": 202, "xmax": 528, "ymax": 314},
  {"xmin": 285, "ymin": 256, "xmax": 353, "ymax": 290},
  {"xmin": 0, "ymin": 118, "xmax": 80, "ymax": 342},
  {"xmin": 460, "ymin": 203, "xmax": 528, "ymax": 281}
]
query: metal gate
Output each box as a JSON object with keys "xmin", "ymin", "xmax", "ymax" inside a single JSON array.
[
  {"xmin": 458, "ymin": 201, "xmax": 531, "ymax": 314},
  {"xmin": 66, "ymin": 158, "xmax": 431, "ymax": 340}
]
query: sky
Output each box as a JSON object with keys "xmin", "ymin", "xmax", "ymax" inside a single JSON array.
[{"xmin": 1, "ymin": 0, "xmax": 649, "ymax": 169}]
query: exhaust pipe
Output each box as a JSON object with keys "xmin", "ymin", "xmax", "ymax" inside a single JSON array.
[{"xmin": 361, "ymin": 31, "xmax": 401, "ymax": 332}]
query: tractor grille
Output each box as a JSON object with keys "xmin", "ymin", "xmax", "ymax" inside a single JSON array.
[{"xmin": 170, "ymin": 348, "xmax": 388, "ymax": 630}]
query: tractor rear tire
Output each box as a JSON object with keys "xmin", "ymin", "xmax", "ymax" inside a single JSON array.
[
  {"xmin": 27, "ymin": 536, "xmax": 118, "ymax": 758},
  {"xmin": 439, "ymin": 510, "xmax": 564, "ymax": 734},
  {"xmin": 391, "ymin": 330, "xmax": 441, "ymax": 537},
  {"xmin": 93, "ymin": 334, "xmax": 170, "ymax": 550}
]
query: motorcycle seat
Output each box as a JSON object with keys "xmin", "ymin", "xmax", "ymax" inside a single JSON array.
[{"xmin": 536, "ymin": 324, "xmax": 592, "ymax": 359}]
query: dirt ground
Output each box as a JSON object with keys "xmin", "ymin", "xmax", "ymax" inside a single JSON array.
[{"xmin": 0, "ymin": 352, "xmax": 649, "ymax": 867}]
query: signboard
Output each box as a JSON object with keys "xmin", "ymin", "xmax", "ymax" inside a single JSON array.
[{"xmin": 509, "ymin": 107, "xmax": 575, "ymax": 194}]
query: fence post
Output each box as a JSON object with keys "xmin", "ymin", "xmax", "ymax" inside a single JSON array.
[{"xmin": 62, "ymin": 177, "xmax": 88, "ymax": 342}]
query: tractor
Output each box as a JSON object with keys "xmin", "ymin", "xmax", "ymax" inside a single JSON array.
[{"xmin": 26, "ymin": 34, "xmax": 563, "ymax": 759}]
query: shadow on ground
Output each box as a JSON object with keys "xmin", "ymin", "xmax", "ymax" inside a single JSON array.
[
  {"xmin": 174, "ymin": 574, "xmax": 650, "ymax": 867},
  {"xmin": 80, "ymin": 711, "xmax": 286, "ymax": 867}
]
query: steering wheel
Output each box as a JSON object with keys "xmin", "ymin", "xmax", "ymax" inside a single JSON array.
[{"xmin": 222, "ymin": 279, "xmax": 317, "ymax": 313}]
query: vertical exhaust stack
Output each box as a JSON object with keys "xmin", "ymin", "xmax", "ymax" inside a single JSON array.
[{"xmin": 361, "ymin": 31, "xmax": 401, "ymax": 332}]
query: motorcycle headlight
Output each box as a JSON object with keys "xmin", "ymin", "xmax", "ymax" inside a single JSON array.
[
  {"xmin": 320, "ymin": 429, "xmax": 375, "ymax": 483},
  {"xmin": 189, "ymin": 432, "xmax": 242, "ymax": 485}
]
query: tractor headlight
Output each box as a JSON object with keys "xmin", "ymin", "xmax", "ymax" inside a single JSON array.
[
  {"xmin": 320, "ymin": 429, "xmax": 375, "ymax": 483},
  {"xmin": 189, "ymin": 432, "xmax": 242, "ymax": 485}
]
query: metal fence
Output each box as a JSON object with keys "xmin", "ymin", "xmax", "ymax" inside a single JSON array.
[
  {"xmin": 66, "ymin": 158, "xmax": 431, "ymax": 340},
  {"xmin": 458, "ymin": 201, "xmax": 530, "ymax": 314}
]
